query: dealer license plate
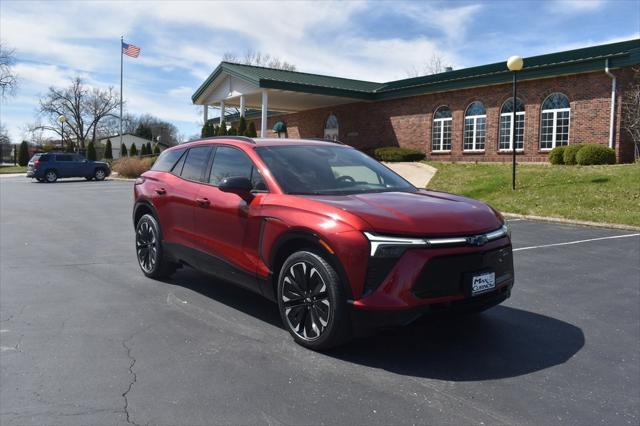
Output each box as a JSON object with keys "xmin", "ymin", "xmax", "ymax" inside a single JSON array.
[{"xmin": 471, "ymin": 272, "xmax": 496, "ymax": 296}]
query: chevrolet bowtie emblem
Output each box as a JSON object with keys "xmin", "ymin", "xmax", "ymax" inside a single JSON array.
[{"xmin": 467, "ymin": 235, "xmax": 489, "ymax": 247}]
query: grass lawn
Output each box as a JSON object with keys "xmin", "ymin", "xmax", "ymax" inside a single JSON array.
[
  {"xmin": 426, "ymin": 162, "xmax": 640, "ymax": 227},
  {"xmin": 0, "ymin": 165, "xmax": 26, "ymax": 174}
]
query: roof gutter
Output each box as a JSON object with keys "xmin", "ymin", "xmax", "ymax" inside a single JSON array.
[{"xmin": 605, "ymin": 58, "xmax": 617, "ymax": 149}]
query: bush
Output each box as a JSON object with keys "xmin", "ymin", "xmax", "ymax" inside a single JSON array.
[
  {"xmin": 146, "ymin": 142, "xmax": 152, "ymax": 154},
  {"xmin": 129, "ymin": 143, "xmax": 138, "ymax": 157},
  {"xmin": 217, "ymin": 121, "xmax": 227, "ymax": 136},
  {"xmin": 140, "ymin": 143, "xmax": 148, "ymax": 156},
  {"xmin": 112, "ymin": 156, "xmax": 156, "ymax": 178},
  {"xmin": 245, "ymin": 121, "xmax": 257, "ymax": 138},
  {"xmin": 228, "ymin": 127, "xmax": 237, "ymax": 136},
  {"xmin": 576, "ymin": 144, "xmax": 616, "ymax": 165},
  {"xmin": 153, "ymin": 144, "xmax": 161, "ymax": 155},
  {"xmin": 104, "ymin": 139, "xmax": 113, "ymax": 160},
  {"xmin": 238, "ymin": 116, "xmax": 247, "ymax": 136},
  {"xmin": 87, "ymin": 141, "xmax": 96, "ymax": 161},
  {"xmin": 373, "ymin": 146, "xmax": 426, "ymax": 162},
  {"xmin": 120, "ymin": 143, "xmax": 128, "ymax": 157},
  {"xmin": 18, "ymin": 141, "xmax": 29, "ymax": 166},
  {"xmin": 548, "ymin": 146, "xmax": 567, "ymax": 164},
  {"xmin": 563, "ymin": 144, "xmax": 584, "ymax": 165}
]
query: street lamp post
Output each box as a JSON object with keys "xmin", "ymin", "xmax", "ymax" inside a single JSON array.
[
  {"xmin": 507, "ymin": 55, "xmax": 523, "ymax": 190},
  {"xmin": 58, "ymin": 115, "xmax": 67, "ymax": 150}
]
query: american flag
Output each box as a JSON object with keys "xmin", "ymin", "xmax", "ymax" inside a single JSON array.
[{"xmin": 122, "ymin": 42, "xmax": 140, "ymax": 58}]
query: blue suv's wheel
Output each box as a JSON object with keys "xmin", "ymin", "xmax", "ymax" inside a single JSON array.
[{"xmin": 44, "ymin": 169, "xmax": 57, "ymax": 183}]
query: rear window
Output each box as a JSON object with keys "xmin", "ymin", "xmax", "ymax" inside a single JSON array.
[
  {"xmin": 151, "ymin": 148, "xmax": 186, "ymax": 172},
  {"xmin": 31, "ymin": 154, "xmax": 48, "ymax": 162}
]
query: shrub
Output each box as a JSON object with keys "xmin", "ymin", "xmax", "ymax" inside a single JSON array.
[
  {"xmin": 576, "ymin": 144, "xmax": 616, "ymax": 165},
  {"xmin": 548, "ymin": 146, "xmax": 567, "ymax": 164},
  {"xmin": 87, "ymin": 141, "xmax": 96, "ymax": 161},
  {"xmin": 140, "ymin": 143, "xmax": 148, "ymax": 156},
  {"xmin": 146, "ymin": 142, "xmax": 152, "ymax": 153},
  {"xmin": 153, "ymin": 144, "xmax": 161, "ymax": 155},
  {"xmin": 228, "ymin": 126, "xmax": 237, "ymax": 136},
  {"xmin": 238, "ymin": 116, "xmax": 247, "ymax": 136},
  {"xmin": 120, "ymin": 143, "xmax": 128, "ymax": 157},
  {"xmin": 112, "ymin": 156, "xmax": 156, "ymax": 178},
  {"xmin": 129, "ymin": 143, "xmax": 138, "ymax": 156},
  {"xmin": 104, "ymin": 139, "xmax": 113, "ymax": 160},
  {"xmin": 245, "ymin": 121, "xmax": 257, "ymax": 137},
  {"xmin": 217, "ymin": 121, "xmax": 227, "ymax": 136},
  {"xmin": 563, "ymin": 144, "xmax": 584, "ymax": 165},
  {"xmin": 373, "ymin": 146, "xmax": 426, "ymax": 162},
  {"xmin": 18, "ymin": 141, "xmax": 29, "ymax": 166}
]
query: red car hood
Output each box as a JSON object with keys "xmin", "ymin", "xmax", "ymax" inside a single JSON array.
[{"xmin": 303, "ymin": 190, "xmax": 502, "ymax": 236}]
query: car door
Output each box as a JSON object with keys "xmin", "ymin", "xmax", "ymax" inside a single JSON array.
[
  {"xmin": 158, "ymin": 145, "xmax": 213, "ymax": 257},
  {"xmin": 193, "ymin": 145, "xmax": 267, "ymax": 288},
  {"xmin": 71, "ymin": 154, "xmax": 89, "ymax": 177},
  {"xmin": 54, "ymin": 154, "xmax": 72, "ymax": 177}
]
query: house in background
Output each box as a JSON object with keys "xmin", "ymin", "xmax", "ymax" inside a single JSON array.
[
  {"xmin": 98, "ymin": 134, "xmax": 157, "ymax": 159},
  {"xmin": 193, "ymin": 39, "xmax": 639, "ymax": 163}
]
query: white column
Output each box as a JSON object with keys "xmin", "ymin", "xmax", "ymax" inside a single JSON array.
[
  {"xmin": 261, "ymin": 90, "xmax": 268, "ymax": 138},
  {"xmin": 220, "ymin": 100, "xmax": 225, "ymax": 125},
  {"xmin": 239, "ymin": 95, "xmax": 245, "ymax": 117},
  {"xmin": 203, "ymin": 105, "xmax": 208, "ymax": 123}
]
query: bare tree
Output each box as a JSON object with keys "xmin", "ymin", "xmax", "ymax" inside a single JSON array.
[
  {"xmin": 621, "ymin": 66, "xmax": 640, "ymax": 160},
  {"xmin": 0, "ymin": 41, "xmax": 18, "ymax": 98},
  {"xmin": 222, "ymin": 49, "xmax": 296, "ymax": 71},
  {"xmin": 34, "ymin": 77, "xmax": 119, "ymax": 149},
  {"xmin": 406, "ymin": 54, "xmax": 451, "ymax": 78}
]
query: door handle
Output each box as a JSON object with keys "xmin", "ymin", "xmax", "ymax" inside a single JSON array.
[
  {"xmin": 154, "ymin": 187, "xmax": 166, "ymax": 195},
  {"xmin": 196, "ymin": 197, "xmax": 210, "ymax": 207}
]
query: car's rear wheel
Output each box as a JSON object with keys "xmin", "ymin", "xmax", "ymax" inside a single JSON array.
[
  {"xmin": 135, "ymin": 214, "xmax": 177, "ymax": 279},
  {"xmin": 94, "ymin": 168, "xmax": 106, "ymax": 181},
  {"xmin": 44, "ymin": 169, "xmax": 57, "ymax": 183},
  {"xmin": 277, "ymin": 250, "xmax": 351, "ymax": 350}
]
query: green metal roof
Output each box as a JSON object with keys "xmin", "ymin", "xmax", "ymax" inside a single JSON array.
[{"xmin": 192, "ymin": 38, "xmax": 640, "ymax": 104}]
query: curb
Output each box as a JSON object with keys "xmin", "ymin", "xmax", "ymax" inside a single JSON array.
[{"xmin": 503, "ymin": 213, "xmax": 640, "ymax": 232}]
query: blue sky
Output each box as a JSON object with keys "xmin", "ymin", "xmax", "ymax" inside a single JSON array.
[{"xmin": 1, "ymin": 0, "xmax": 638, "ymax": 143}]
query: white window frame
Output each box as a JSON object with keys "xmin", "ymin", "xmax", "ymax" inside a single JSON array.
[
  {"xmin": 432, "ymin": 116, "xmax": 452, "ymax": 152},
  {"xmin": 499, "ymin": 111, "xmax": 525, "ymax": 152},
  {"xmin": 540, "ymin": 107, "xmax": 570, "ymax": 151},
  {"xmin": 463, "ymin": 114, "xmax": 486, "ymax": 152}
]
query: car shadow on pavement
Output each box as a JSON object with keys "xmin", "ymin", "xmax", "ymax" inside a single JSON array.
[
  {"xmin": 167, "ymin": 269, "xmax": 584, "ymax": 382},
  {"xmin": 329, "ymin": 306, "xmax": 585, "ymax": 381}
]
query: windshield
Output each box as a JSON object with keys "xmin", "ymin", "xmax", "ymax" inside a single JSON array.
[{"xmin": 255, "ymin": 145, "xmax": 415, "ymax": 195}]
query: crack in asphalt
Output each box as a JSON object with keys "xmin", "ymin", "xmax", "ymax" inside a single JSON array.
[{"xmin": 121, "ymin": 335, "xmax": 140, "ymax": 426}]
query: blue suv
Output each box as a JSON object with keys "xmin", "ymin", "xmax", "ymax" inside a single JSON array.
[{"xmin": 27, "ymin": 152, "xmax": 111, "ymax": 183}]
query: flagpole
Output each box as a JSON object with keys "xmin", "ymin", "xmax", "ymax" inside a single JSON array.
[{"xmin": 120, "ymin": 35, "xmax": 123, "ymax": 153}]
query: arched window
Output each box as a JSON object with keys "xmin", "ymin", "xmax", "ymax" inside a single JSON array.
[
  {"xmin": 432, "ymin": 106, "xmax": 452, "ymax": 152},
  {"xmin": 499, "ymin": 98, "xmax": 525, "ymax": 151},
  {"xmin": 324, "ymin": 114, "xmax": 339, "ymax": 141},
  {"xmin": 463, "ymin": 101, "xmax": 486, "ymax": 151},
  {"xmin": 540, "ymin": 93, "xmax": 570, "ymax": 150}
]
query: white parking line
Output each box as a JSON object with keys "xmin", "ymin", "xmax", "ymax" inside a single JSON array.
[{"xmin": 514, "ymin": 233, "xmax": 640, "ymax": 252}]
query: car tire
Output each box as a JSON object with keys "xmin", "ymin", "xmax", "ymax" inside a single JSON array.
[
  {"xmin": 277, "ymin": 250, "xmax": 351, "ymax": 351},
  {"xmin": 135, "ymin": 213, "xmax": 177, "ymax": 279},
  {"xmin": 44, "ymin": 169, "xmax": 58, "ymax": 183},
  {"xmin": 94, "ymin": 168, "xmax": 106, "ymax": 181}
]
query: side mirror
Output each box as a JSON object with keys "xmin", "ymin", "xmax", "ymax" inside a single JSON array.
[{"xmin": 219, "ymin": 176, "xmax": 253, "ymax": 194}]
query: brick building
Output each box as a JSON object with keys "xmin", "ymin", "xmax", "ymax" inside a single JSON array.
[{"xmin": 192, "ymin": 39, "xmax": 639, "ymax": 163}]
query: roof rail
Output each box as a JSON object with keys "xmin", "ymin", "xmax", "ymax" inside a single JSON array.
[
  {"xmin": 305, "ymin": 137, "xmax": 345, "ymax": 145},
  {"xmin": 191, "ymin": 136, "xmax": 256, "ymax": 144}
]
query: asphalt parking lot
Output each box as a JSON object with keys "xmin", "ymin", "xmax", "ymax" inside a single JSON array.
[{"xmin": 1, "ymin": 176, "xmax": 639, "ymax": 426}]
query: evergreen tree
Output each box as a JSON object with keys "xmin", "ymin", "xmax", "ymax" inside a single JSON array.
[
  {"xmin": 87, "ymin": 141, "xmax": 96, "ymax": 161},
  {"xmin": 121, "ymin": 143, "xmax": 128, "ymax": 157},
  {"xmin": 201, "ymin": 121, "xmax": 216, "ymax": 138},
  {"xmin": 217, "ymin": 121, "xmax": 227, "ymax": 136},
  {"xmin": 246, "ymin": 121, "xmax": 257, "ymax": 137},
  {"xmin": 228, "ymin": 127, "xmax": 237, "ymax": 136},
  {"xmin": 134, "ymin": 124, "xmax": 153, "ymax": 140},
  {"xmin": 147, "ymin": 142, "xmax": 152, "ymax": 153},
  {"xmin": 238, "ymin": 116, "xmax": 247, "ymax": 136},
  {"xmin": 140, "ymin": 144, "xmax": 147, "ymax": 156},
  {"xmin": 153, "ymin": 144, "xmax": 161, "ymax": 155},
  {"xmin": 213, "ymin": 125, "xmax": 219, "ymax": 135},
  {"xmin": 18, "ymin": 141, "xmax": 29, "ymax": 166},
  {"xmin": 104, "ymin": 139, "xmax": 113, "ymax": 160},
  {"xmin": 130, "ymin": 143, "xmax": 138, "ymax": 156}
]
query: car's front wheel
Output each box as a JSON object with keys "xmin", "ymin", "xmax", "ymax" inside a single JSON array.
[
  {"xmin": 94, "ymin": 168, "xmax": 106, "ymax": 181},
  {"xmin": 277, "ymin": 250, "xmax": 351, "ymax": 351},
  {"xmin": 135, "ymin": 214, "xmax": 177, "ymax": 279}
]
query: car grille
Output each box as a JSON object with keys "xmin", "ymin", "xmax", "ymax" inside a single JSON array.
[
  {"xmin": 412, "ymin": 246, "xmax": 513, "ymax": 299},
  {"xmin": 363, "ymin": 257, "xmax": 399, "ymax": 296}
]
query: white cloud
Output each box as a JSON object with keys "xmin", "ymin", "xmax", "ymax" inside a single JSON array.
[{"xmin": 547, "ymin": 0, "xmax": 606, "ymax": 13}]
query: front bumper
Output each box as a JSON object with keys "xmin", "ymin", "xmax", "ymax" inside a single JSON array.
[{"xmin": 351, "ymin": 236, "xmax": 514, "ymax": 312}]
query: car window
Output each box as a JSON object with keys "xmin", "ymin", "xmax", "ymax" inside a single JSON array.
[
  {"xmin": 209, "ymin": 146, "xmax": 266, "ymax": 190},
  {"xmin": 180, "ymin": 146, "xmax": 212, "ymax": 182},
  {"xmin": 55, "ymin": 154, "xmax": 72, "ymax": 162},
  {"xmin": 73, "ymin": 155, "xmax": 85, "ymax": 162},
  {"xmin": 151, "ymin": 148, "xmax": 186, "ymax": 172}
]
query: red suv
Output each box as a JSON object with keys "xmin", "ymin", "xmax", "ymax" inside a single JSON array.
[{"xmin": 133, "ymin": 137, "xmax": 513, "ymax": 350}]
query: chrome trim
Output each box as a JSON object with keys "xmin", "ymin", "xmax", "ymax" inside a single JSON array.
[{"xmin": 364, "ymin": 224, "xmax": 509, "ymax": 256}]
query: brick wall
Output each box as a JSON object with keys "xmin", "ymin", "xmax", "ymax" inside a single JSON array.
[{"xmin": 247, "ymin": 67, "xmax": 636, "ymax": 163}]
